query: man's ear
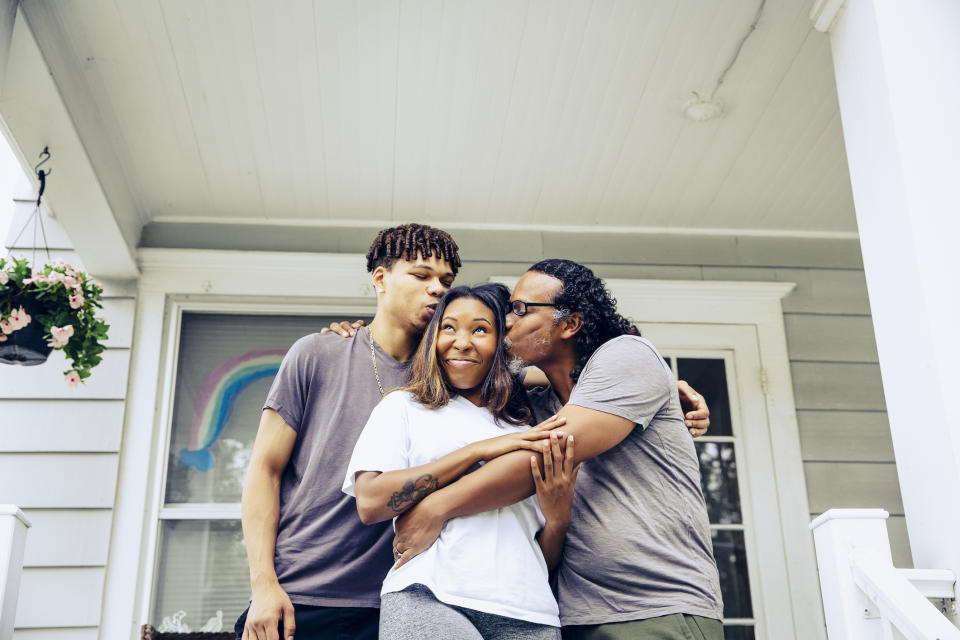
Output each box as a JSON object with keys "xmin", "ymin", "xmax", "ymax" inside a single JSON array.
[
  {"xmin": 371, "ymin": 266, "xmax": 388, "ymax": 294},
  {"xmin": 559, "ymin": 312, "xmax": 583, "ymax": 339}
]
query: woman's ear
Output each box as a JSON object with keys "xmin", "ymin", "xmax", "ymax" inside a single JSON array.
[{"xmin": 559, "ymin": 312, "xmax": 583, "ymax": 339}]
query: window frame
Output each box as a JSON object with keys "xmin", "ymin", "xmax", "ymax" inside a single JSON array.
[{"xmin": 147, "ymin": 300, "xmax": 377, "ymax": 623}]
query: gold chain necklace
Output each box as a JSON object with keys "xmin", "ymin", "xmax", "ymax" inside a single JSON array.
[{"xmin": 370, "ymin": 331, "xmax": 385, "ymax": 397}]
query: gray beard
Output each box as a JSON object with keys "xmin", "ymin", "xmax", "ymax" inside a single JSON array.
[
  {"xmin": 506, "ymin": 355, "xmax": 526, "ymax": 376},
  {"xmin": 503, "ymin": 337, "xmax": 526, "ymax": 375},
  {"xmin": 503, "ymin": 335, "xmax": 551, "ymax": 376}
]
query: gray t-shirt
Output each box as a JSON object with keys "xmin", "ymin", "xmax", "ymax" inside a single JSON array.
[
  {"xmin": 263, "ymin": 326, "xmax": 410, "ymax": 607},
  {"xmin": 526, "ymin": 335, "xmax": 723, "ymax": 625}
]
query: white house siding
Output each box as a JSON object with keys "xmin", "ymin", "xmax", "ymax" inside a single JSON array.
[{"xmin": 1, "ymin": 200, "xmax": 136, "ymax": 638}]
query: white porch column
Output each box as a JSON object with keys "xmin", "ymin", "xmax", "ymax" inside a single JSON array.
[{"xmin": 811, "ymin": 0, "xmax": 960, "ymax": 577}]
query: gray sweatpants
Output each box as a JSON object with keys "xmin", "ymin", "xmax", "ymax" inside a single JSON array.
[{"xmin": 380, "ymin": 584, "xmax": 561, "ymax": 640}]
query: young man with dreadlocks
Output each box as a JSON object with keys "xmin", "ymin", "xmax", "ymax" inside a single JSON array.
[
  {"xmin": 392, "ymin": 259, "xmax": 724, "ymax": 639},
  {"xmin": 237, "ymin": 224, "xmax": 464, "ymax": 640}
]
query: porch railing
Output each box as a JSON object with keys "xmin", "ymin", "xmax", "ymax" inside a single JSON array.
[
  {"xmin": 811, "ymin": 509, "xmax": 960, "ymax": 639},
  {"xmin": 0, "ymin": 505, "xmax": 30, "ymax": 640}
]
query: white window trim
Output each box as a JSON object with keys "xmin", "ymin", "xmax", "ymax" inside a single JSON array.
[
  {"xmin": 493, "ymin": 276, "xmax": 824, "ymax": 639},
  {"xmin": 99, "ymin": 250, "xmax": 820, "ymax": 639}
]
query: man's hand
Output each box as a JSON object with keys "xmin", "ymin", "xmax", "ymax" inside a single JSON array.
[
  {"xmin": 319, "ymin": 319, "xmax": 366, "ymax": 337},
  {"xmin": 392, "ymin": 495, "xmax": 445, "ymax": 570},
  {"xmin": 243, "ymin": 580, "xmax": 296, "ymax": 640},
  {"xmin": 532, "ymin": 433, "xmax": 580, "ymax": 525},
  {"xmin": 677, "ymin": 380, "xmax": 710, "ymax": 437},
  {"xmin": 469, "ymin": 415, "xmax": 565, "ymax": 461},
  {"xmin": 532, "ymin": 433, "xmax": 580, "ymax": 569}
]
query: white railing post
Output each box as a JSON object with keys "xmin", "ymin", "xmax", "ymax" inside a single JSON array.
[
  {"xmin": 0, "ymin": 505, "xmax": 31, "ymax": 640},
  {"xmin": 810, "ymin": 508, "xmax": 893, "ymax": 639}
]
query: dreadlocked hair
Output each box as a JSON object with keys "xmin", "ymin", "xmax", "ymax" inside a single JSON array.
[
  {"xmin": 528, "ymin": 259, "xmax": 640, "ymax": 384},
  {"xmin": 402, "ymin": 284, "xmax": 531, "ymax": 426},
  {"xmin": 365, "ymin": 223, "xmax": 462, "ymax": 275}
]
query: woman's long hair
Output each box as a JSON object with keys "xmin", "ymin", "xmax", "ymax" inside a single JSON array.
[{"xmin": 401, "ymin": 284, "xmax": 531, "ymax": 426}]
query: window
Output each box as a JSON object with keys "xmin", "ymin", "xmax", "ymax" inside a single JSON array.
[{"xmin": 151, "ymin": 312, "xmax": 366, "ymax": 627}]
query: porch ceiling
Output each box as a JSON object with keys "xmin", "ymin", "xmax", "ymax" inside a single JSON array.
[{"xmin": 17, "ymin": 0, "xmax": 854, "ymax": 241}]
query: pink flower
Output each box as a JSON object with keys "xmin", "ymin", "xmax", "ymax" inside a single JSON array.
[
  {"xmin": 64, "ymin": 275, "xmax": 78, "ymax": 288},
  {"xmin": 46, "ymin": 271, "xmax": 63, "ymax": 284},
  {"xmin": 0, "ymin": 318, "xmax": 12, "ymax": 335},
  {"xmin": 65, "ymin": 370, "xmax": 81, "ymax": 387},
  {"xmin": 47, "ymin": 325, "xmax": 74, "ymax": 348},
  {"xmin": 51, "ymin": 258, "xmax": 66, "ymax": 268},
  {"xmin": 0, "ymin": 334, "xmax": 6, "ymax": 342},
  {"xmin": 69, "ymin": 293, "xmax": 84, "ymax": 309},
  {"xmin": 0, "ymin": 271, "xmax": 8, "ymax": 285},
  {"xmin": 9, "ymin": 307, "xmax": 31, "ymax": 330}
]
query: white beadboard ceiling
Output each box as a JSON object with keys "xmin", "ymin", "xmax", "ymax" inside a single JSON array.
[{"xmin": 19, "ymin": 0, "xmax": 855, "ymax": 237}]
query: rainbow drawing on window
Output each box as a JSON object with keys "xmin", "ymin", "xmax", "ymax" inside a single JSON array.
[{"xmin": 178, "ymin": 349, "xmax": 287, "ymax": 471}]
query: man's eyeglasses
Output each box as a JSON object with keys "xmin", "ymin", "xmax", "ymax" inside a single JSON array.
[{"xmin": 509, "ymin": 300, "xmax": 556, "ymax": 317}]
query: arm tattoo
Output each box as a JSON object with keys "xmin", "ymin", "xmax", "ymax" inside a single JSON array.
[{"xmin": 387, "ymin": 473, "xmax": 440, "ymax": 513}]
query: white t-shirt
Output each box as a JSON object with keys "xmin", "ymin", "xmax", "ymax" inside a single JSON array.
[{"xmin": 342, "ymin": 390, "xmax": 560, "ymax": 627}]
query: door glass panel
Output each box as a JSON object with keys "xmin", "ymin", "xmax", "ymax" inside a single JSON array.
[
  {"xmin": 713, "ymin": 529, "xmax": 753, "ymax": 619},
  {"xmin": 678, "ymin": 358, "xmax": 733, "ymax": 436},
  {"xmin": 698, "ymin": 442, "xmax": 742, "ymax": 524}
]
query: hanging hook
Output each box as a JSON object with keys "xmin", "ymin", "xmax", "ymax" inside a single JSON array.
[
  {"xmin": 34, "ymin": 146, "xmax": 51, "ymax": 207},
  {"xmin": 34, "ymin": 146, "xmax": 51, "ymax": 174}
]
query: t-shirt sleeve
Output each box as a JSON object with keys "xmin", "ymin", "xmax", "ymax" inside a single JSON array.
[
  {"xmin": 262, "ymin": 334, "xmax": 321, "ymax": 433},
  {"xmin": 567, "ymin": 337, "xmax": 673, "ymax": 430},
  {"xmin": 342, "ymin": 391, "xmax": 411, "ymax": 496}
]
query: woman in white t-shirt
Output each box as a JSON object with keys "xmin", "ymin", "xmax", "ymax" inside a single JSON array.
[{"xmin": 342, "ymin": 284, "xmax": 579, "ymax": 640}]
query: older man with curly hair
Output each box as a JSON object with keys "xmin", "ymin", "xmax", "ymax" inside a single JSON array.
[{"xmin": 393, "ymin": 259, "xmax": 724, "ymax": 640}]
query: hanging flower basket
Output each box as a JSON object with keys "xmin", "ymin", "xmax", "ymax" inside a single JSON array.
[{"xmin": 0, "ymin": 256, "xmax": 109, "ymax": 386}]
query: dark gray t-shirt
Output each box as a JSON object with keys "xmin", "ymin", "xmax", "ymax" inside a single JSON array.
[
  {"xmin": 263, "ymin": 326, "xmax": 410, "ymax": 607},
  {"xmin": 526, "ymin": 335, "xmax": 723, "ymax": 625}
]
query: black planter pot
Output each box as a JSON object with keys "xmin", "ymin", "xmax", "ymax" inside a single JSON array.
[{"xmin": 0, "ymin": 295, "xmax": 53, "ymax": 366}]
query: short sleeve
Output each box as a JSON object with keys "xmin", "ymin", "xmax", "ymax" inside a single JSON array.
[
  {"xmin": 567, "ymin": 336, "xmax": 672, "ymax": 430},
  {"xmin": 263, "ymin": 334, "xmax": 321, "ymax": 433},
  {"xmin": 342, "ymin": 391, "xmax": 412, "ymax": 496}
]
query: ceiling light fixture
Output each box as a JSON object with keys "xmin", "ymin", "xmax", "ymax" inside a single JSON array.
[
  {"xmin": 682, "ymin": 93, "xmax": 724, "ymax": 122},
  {"xmin": 682, "ymin": 0, "xmax": 766, "ymax": 122}
]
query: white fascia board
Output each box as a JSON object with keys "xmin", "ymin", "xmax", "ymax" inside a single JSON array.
[
  {"xmin": 0, "ymin": 8, "xmax": 138, "ymax": 278},
  {"xmin": 137, "ymin": 248, "xmax": 373, "ymax": 298}
]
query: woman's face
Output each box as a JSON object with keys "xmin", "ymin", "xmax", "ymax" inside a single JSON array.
[{"xmin": 436, "ymin": 296, "xmax": 499, "ymax": 406}]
